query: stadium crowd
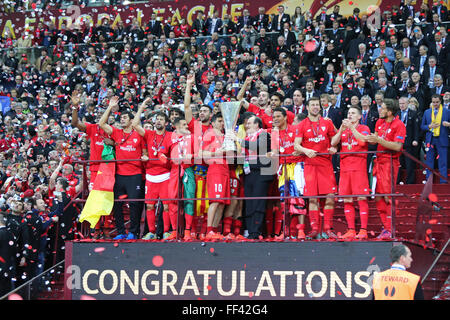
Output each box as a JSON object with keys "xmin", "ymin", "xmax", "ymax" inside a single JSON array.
[{"xmin": 0, "ymin": 0, "xmax": 450, "ymax": 297}]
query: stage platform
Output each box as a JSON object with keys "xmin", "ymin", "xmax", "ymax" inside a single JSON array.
[{"xmin": 64, "ymin": 240, "xmax": 396, "ymax": 300}]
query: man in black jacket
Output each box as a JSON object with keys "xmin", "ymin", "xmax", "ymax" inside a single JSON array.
[
  {"xmin": 0, "ymin": 212, "xmax": 15, "ymax": 297},
  {"xmin": 235, "ymin": 115, "xmax": 276, "ymax": 239},
  {"xmin": 397, "ymin": 96, "xmax": 420, "ymax": 184}
]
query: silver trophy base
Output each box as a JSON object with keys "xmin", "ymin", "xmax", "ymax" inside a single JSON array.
[{"xmin": 222, "ymin": 137, "xmax": 237, "ymax": 152}]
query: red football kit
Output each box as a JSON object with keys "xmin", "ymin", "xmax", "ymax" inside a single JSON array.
[
  {"xmin": 248, "ymin": 103, "xmax": 295, "ymax": 129},
  {"xmin": 202, "ymin": 128, "xmax": 230, "ymax": 204},
  {"xmin": 297, "ymin": 117, "xmax": 337, "ymax": 196},
  {"xmin": 270, "ymin": 124, "xmax": 304, "ymax": 164},
  {"xmin": 143, "ymin": 129, "xmax": 172, "ymax": 205},
  {"xmin": 168, "ymin": 132, "xmax": 194, "ymax": 200},
  {"xmin": 373, "ymin": 117, "xmax": 406, "ymax": 194},
  {"xmin": 188, "ymin": 118, "xmax": 212, "ymax": 166},
  {"xmin": 373, "ymin": 117, "xmax": 406, "ymax": 234},
  {"xmin": 110, "ymin": 127, "xmax": 145, "ymax": 176},
  {"xmin": 339, "ymin": 124, "xmax": 371, "ymax": 196}
]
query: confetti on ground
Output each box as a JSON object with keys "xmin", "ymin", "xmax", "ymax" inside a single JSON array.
[{"xmin": 94, "ymin": 247, "xmax": 105, "ymax": 253}]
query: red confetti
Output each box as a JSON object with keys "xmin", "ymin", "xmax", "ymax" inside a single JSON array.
[
  {"xmin": 8, "ymin": 294, "xmax": 23, "ymax": 300},
  {"xmin": 426, "ymin": 229, "xmax": 432, "ymax": 235},
  {"xmin": 152, "ymin": 255, "xmax": 164, "ymax": 267},
  {"xmin": 428, "ymin": 193, "xmax": 438, "ymax": 202},
  {"xmin": 119, "ymin": 194, "xmax": 128, "ymax": 199},
  {"xmin": 80, "ymin": 295, "xmax": 96, "ymax": 300},
  {"xmin": 429, "ymin": 219, "xmax": 438, "ymax": 225},
  {"xmin": 207, "ymin": 285, "xmax": 212, "ymax": 291},
  {"xmin": 304, "ymin": 41, "xmax": 316, "ymax": 53},
  {"xmin": 209, "ymin": 247, "xmax": 215, "ymax": 253},
  {"xmin": 369, "ymin": 257, "xmax": 376, "ymax": 264},
  {"xmin": 94, "ymin": 247, "xmax": 105, "ymax": 253}
]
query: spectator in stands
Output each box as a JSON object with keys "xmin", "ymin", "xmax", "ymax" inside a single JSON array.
[{"xmin": 421, "ymin": 94, "xmax": 450, "ymax": 184}]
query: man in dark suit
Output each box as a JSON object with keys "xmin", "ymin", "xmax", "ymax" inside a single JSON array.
[
  {"xmin": 327, "ymin": 20, "xmax": 344, "ymax": 44},
  {"xmin": 347, "ymin": 7, "xmax": 361, "ymax": 29},
  {"xmin": 271, "ymin": 5, "xmax": 290, "ymax": 32},
  {"xmin": 331, "ymin": 82, "xmax": 348, "ymax": 110},
  {"xmin": 411, "ymin": 26, "xmax": 429, "ymax": 49},
  {"xmin": 320, "ymin": 93, "xmax": 342, "ymax": 129},
  {"xmin": 0, "ymin": 212, "xmax": 15, "ymax": 297},
  {"xmin": 292, "ymin": 89, "xmax": 308, "ymax": 116},
  {"xmin": 376, "ymin": 77, "xmax": 397, "ymax": 99},
  {"xmin": 219, "ymin": 14, "xmax": 236, "ymax": 36},
  {"xmin": 206, "ymin": 10, "xmax": 223, "ymax": 36},
  {"xmin": 422, "ymin": 56, "xmax": 444, "ymax": 90},
  {"xmin": 316, "ymin": 6, "xmax": 331, "ymax": 28},
  {"xmin": 191, "ymin": 11, "xmax": 207, "ymax": 36},
  {"xmin": 237, "ymin": 8, "xmax": 254, "ymax": 33},
  {"xmin": 420, "ymin": 94, "xmax": 450, "ymax": 183},
  {"xmin": 406, "ymin": 81, "xmax": 426, "ymax": 115},
  {"xmin": 398, "ymin": 17, "xmax": 415, "ymax": 41},
  {"xmin": 329, "ymin": 5, "xmax": 343, "ymax": 25},
  {"xmin": 146, "ymin": 13, "xmax": 162, "ymax": 37},
  {"xmin": 253, "ymin": 7, "xmax": 270, "ymax": 31},
  {"xmin": 397, "ymin": 96, "xmax": 420, "ymax": 184},
  {"xmin": 279, "ymin": 22, "xmax": 296, "ymax": 49},
  {"xmin": 432, "ymin": 2, "xmax": 448, "ymax": 22},
  {"xmin": 413, "ymin": 45, "xmax": 430, "ymax": 76},
  {"xmin": 360, "ymin": 95, "xmax": 379, "ymax": 132},
  {"xmin": 399, "ymin": 37, "xmax": 418, "ymax": 60},
  {"xmin": 352, "ymin": 77, "xmax": 372, "ymax": 99},
  {"xmin": 428, "ymin": 32, "xmax": 448, "ymax": 68},
  {"xmin": 401, "ymin": 0, "xmax": 415, "ymax": 21},
  {"xmin": 429, "ymin": 74, "xmax": 450, "ymax": 98},
  {"xmin": 303, "ymin": 79, "xmax": 320, "ymax": 103}
]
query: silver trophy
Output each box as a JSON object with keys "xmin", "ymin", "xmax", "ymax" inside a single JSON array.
[{"xmin": 219, "ymin": 101, "xmax": 241, "ymax": 152}]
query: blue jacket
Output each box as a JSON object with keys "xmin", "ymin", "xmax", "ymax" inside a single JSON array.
[{"xmin": 420, "ymin": 107, "xmax": 450, "ymax": 147}]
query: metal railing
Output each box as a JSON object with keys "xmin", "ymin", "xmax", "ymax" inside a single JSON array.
[{"xmin": 0, "ymin": 260, "xmax": 65, "ymax": 300}]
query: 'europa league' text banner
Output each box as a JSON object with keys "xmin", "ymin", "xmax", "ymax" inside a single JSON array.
[{"xmin": 64, "ymin": 241, "xmax": 392, "ymax": 300}]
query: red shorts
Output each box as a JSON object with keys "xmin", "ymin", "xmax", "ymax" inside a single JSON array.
[
  {"xmin": 303, "ymin": 163, "xmax": 337, "ymax": 196},
  {"xmin": 145, "ymin": 179, "xmax": 170, "ymax": 204},
  {"xmin": 167, "ymin": 168, "xmax": 180, "ymax": 202},
  {"xmin": 207, "ymin": 171, "xmax": 230, "ymax": 204},
  {"xmin": 339, "ymin": 170, "xmax": 370, "ymax": 196},
  {"xmin": 374, "ymin": 158, "xmax": 399, "ymax": 195},
  {"xmin": 230, "ymin": 169, "xmax": 243, "ymax": 197}
]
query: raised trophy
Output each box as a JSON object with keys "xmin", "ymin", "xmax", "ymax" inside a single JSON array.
[{"xmin": 219, "ymin": 101, "xmax": 241, "ymax": 152}]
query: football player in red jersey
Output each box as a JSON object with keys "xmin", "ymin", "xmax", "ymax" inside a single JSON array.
[
  {"xmin": 99, "ymin": 96, "xmax": 147, "ymax": 240},
  {"xmin": 366, "ymin": 99, "xmax": 406, "ymax": 240},
  {"xmin": 268, "ymin": 107, "xmax": 307, "ymax": 240},
  {"xmin": 331, "ymin": 106, "xmax": 371, "ymax": 240},
  {"xmin": 295, "ymin": 97, "xmax": 338, "ymax": 240},
  {"xmin": 132, "ymin": 99, "xmax": 174, "ymax": 240},
  {"xmin": 201, "ymin": 113, "xmax": 231, "ymax": 241}
]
